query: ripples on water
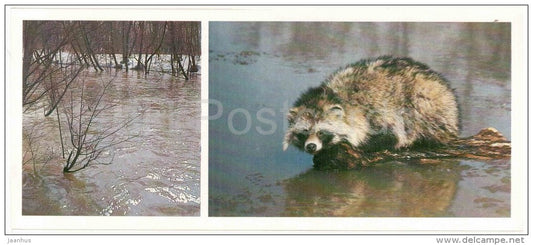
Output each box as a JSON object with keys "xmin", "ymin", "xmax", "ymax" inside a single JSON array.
[
  {"xmin": 23, "ymin": 71, "xmax": 201, "ymax": 216},
  {"xmin": 209, "ymin": 22, "xmax": 511, "ymax": 217}
]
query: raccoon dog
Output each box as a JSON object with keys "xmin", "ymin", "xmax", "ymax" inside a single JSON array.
[{"xmin": 283, "ymin": 56, "xmax": 459, "ymax": 155}]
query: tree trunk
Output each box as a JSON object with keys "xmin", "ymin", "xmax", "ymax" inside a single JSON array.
[
  {"xmin": 170, "ymin": 53, "xmax": 176, "ymax": 76},
  {"xmin": 111, "ymin": 53, "xmax": 120, "ymax": 68},
  {"xmin": 176, "ymin": 55, "xmax": 189, "ymax": 80},
  {"xmin": 312, "ymin": 128, "xmax": 511, "ymax": 170},
  {"xmin": 79, "ymin": 24, "xmax": 103, "ymax": 72},
  {"xmin": 121, "ymin": 22, "xmax": 132, "ymax": 72},
  {"xmin": 134, "ymin": 21, "xmax": 144, "ymax": 71},
  {"xmin": 190, "ymin": 55, "xmax": 198, "ymax": 71},
  {"xmin": 144, "ymin": 22, "xmax": 168, "ymax": 74}
]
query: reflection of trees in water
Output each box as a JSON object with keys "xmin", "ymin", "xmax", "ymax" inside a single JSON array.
[
  {"xmin": 394, "ymin": 23, "xmax": 410, "ymax": 56},
  {"xmin": 255, "ymin": 22, "xmax": 413, "ymax": 63},
  {"xmin": 230, "ymin": 22, "xmax": 262, "ymax": 50},
  {"xmin": 229, "ymin": 22, "xmax": 509, "ymax": 83},
  {"xmin": 356, "ymin": 22, "xmax": 410, "ymax": 58},
  {"xmin": 283, "ymin": 160, "xmax": 463, "ymax": 217},
  {"xmin": 485, "ymin": 23, "xmax": 511, "ymax": 81},
  {"xmin": 440, "ymin": 23, "xmax": 511, "ymax": 83},
  {"xmin": 241, "ymin": 22, "xmax": 353, "ymax": 61},
  {"xmin": 357, "ymin": 23, "xmax": 380, "ymax": 57},
  {"xmin": 445, "ymin": 23, "xmax": 511, "ymax": 137},
  {"xmin": 473, "ymin": 23, "xmax": 511, "ymax": 82},
  {"xmin": 280, "ymin": 22, "xmax": 353, "ymax": 61}
]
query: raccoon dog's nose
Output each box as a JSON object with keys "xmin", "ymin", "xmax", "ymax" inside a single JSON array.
[{"xmin": 305, "ymin": 143, "xmax": 317, "ymax": 153}]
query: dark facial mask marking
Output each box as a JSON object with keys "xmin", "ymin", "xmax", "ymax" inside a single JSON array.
[{"xmin": 316, "ymin": 130, "xmax": 335, "ymax": 146}]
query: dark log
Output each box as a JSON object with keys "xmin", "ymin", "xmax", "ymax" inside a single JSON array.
[{"xmin": 313, "ymin": 127, "xmax": 511, "ymax": 170}]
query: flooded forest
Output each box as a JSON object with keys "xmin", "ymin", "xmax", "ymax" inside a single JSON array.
[{"xmin": 23, "ymin": 21, "xmax": 201, "ymax": 215}]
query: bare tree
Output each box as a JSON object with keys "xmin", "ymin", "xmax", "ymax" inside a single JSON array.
[
  {"xmin": 143, "ymin": 21, "xmax": 168, "ymax": 74},
  {"xmin": 133, "ymin": 21, "xmax": 145, "ymax": 71},
  {"xmin": 23, "ymin": 21, "xmax": 83, "ymax": 116},
  {"xmin": 165, "ymin": 22, "xmax": 201, "ymax": 79},
  {"xmin": 59, "ymin": 76, "xmax": 137, "ymax": 173},
  {"xmin": 167, "ymin": 22, "xmax": 189, "ymax": 79},
  {"xmin": 71, "ymin": 21, "xmax": 106, "ymax": 71},
  {"xmin": 119, "ymin": 21, "xmax": 134, "ymax": 71},
  {"xmin": 184, "ymin": 22, "xmax": 200, "ymax": 77}
]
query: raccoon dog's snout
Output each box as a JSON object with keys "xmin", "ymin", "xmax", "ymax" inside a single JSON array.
[
  {"xmin": 305, "ymin": 143, "xmax": 317, "ymax": 153},
  {"xmin": 304, "ymin": 134, "xmax": 322, "ymax": 154}
]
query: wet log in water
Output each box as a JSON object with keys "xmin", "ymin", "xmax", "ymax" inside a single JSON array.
[{"xmin": 313, "ymin": 127, "xmax": 511, "ymax": 170}]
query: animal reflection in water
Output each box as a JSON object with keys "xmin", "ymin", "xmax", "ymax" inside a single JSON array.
[{"xmin": 283, "ymin": 160, "xmax": 462, "ymax": 217}]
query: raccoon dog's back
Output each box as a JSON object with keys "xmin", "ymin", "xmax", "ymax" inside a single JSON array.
[{"xmin": 327, "ymin": 56, "xmax": 459, "ymax": 148}]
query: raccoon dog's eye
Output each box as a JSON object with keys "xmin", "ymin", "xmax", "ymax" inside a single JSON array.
[
  {"xmin": 316, "ymin": 130, "xmax": 334, "ymax": 144},
  {"xmin": 295, "ymin": 131, "xmax": 309, "ymax": 142}
]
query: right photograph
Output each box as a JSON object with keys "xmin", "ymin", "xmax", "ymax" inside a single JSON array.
[{"xmin": 208, "ymin": 22, "xmax": 511, "ymax": 217}]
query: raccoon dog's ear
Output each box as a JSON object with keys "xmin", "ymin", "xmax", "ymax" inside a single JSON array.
[
  {"xmin": 287, "ymin": 108, "xmax": 299, "ymax": 124},
  {"xmin": 327, "ymin": 104, "xmax": 344, "ymax": 118},
  {"xmin": 284, "ymin": 108, "xmax": 300, "ymax": 151}
]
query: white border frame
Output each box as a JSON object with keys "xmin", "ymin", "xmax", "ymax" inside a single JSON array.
[{"xmin": 4, "ymin": 5, "xmax": 528, "ymax": 234}]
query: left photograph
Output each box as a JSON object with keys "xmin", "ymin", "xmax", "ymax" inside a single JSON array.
[{"xmin": 22, "ymin": 21, "xmax": 201, "ymax": 216}]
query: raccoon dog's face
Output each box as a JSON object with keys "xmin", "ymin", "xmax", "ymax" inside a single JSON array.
[{"xmin": 283, "ymin": 103, "xmax": 347, "ymax": 154}]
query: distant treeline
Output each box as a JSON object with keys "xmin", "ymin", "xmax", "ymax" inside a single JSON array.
[
  {"xmin": 23, "ymin": 21, "xmax": 201, "ymax": 116},
  {"xmin": 23, "ymin": 21, "xmax": 201, "ymax": 76}
]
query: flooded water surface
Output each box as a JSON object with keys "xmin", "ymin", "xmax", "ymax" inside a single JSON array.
[
  {"xmin": 23, "ymin": 71, "xmax": 201, "ymax": 216},
  {"xmin": 209, "ymin": 22, "xmax": 511, "ymax": 216}
]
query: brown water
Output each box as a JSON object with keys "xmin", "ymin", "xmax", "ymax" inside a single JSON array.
[
  {"xmin": 209, "ymin": 22, "xmax": 511, "ymax": 217},
  {"xmin": 23, "ymin": 70, "xmax": 201, "ymax": 216}
]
